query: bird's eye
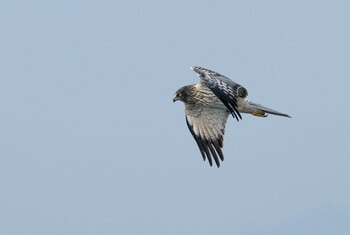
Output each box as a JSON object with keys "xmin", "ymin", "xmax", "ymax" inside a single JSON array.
[{"xmin": 178, "ymin": 93, "xmax": 182, "ymax": 97}]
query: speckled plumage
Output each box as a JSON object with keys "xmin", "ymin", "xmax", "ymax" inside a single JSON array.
[{"xmin": 173, "ymin": 66, "xmax": 290, "ymax": 167}]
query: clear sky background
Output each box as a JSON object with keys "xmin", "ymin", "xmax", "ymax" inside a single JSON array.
[{"xmin": 1, "ymin": 1, "xmax": 349, "ymax": 234}]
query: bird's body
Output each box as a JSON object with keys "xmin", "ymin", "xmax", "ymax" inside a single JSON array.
[{"xmin": 173, "ymin": 66, "xmax": 290, "ymax": 167}]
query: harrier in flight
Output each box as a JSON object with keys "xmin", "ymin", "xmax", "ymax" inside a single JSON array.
[{"xmin": 173, "ymin": 66, "xmax": 290, "ymax": 167}]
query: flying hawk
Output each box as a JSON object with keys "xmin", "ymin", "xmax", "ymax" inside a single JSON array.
[{"xmin": 173, "ymin": 66, "xmax": 290, "ymax": 167}]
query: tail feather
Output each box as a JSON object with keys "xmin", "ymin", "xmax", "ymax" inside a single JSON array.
[{"xmin": 248, "ymin": 102, "xmax": 291, "ymax": 118}]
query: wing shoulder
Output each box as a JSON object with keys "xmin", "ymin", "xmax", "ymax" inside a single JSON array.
[{"xmin": 191, "ymin": 66, "xmax": 247, "ymax": 121}]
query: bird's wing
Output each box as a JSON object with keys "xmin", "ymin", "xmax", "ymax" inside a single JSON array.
[
  {"xmin": 186, "ymin": 106, "xmax": 229, "ymax": 167},
  {"xmin": 191, "ymin": 66, "xmax": 248, "ymax": 121}
]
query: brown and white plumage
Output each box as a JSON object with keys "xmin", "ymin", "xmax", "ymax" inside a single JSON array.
[{"xmin": 173, "ymin": 66, "xmax": 290, "ymax": 167}]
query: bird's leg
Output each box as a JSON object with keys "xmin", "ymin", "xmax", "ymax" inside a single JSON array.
[{"xmin": 252, "ymin": 112, "xmax": 268, "ymax": 118}]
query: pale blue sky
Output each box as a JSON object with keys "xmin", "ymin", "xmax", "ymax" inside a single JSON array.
[{"xmin": 1, "ymin": 1, "xmax": 349, "ymax": 234}]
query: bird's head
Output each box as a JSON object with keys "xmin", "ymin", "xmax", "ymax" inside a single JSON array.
[{"xmin": 173, "ymin": 86, "xmax": 190, "ymax": 103}]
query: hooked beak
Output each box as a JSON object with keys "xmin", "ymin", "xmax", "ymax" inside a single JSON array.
[{"xmin": 173, "ymin": 95, "xmax": 178, "ymax": 103}]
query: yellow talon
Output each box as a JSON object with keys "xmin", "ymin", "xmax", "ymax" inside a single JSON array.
[{"xmin": 252, "ymin": 113, "xmax": 267, "ymax": 117}]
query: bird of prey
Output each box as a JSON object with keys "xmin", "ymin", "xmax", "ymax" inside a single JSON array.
[{"xmin": 173, "ymin": 66, "xmax": 290, "ymax": 167}]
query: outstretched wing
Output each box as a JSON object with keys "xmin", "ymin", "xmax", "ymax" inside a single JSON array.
[
  {"xmin": 191, "ymin": 66, "xmax": 248, "ymax": 122},
  {"xmin": 185, "ymin": 106, "xmax": 230, "ymax": 167}
]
